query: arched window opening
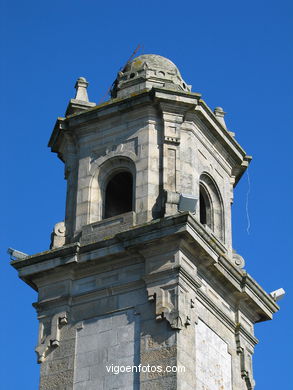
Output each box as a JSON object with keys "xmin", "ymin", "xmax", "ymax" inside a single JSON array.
[
  {"xmin": 104, "ymin": 171, "xmax": 133, "ymax": 219},
  {"xmin": 199, "ymin": 186, "xmax": 212, "ymax": 228},
  {"xmin": 199, "ymin": 173, "xmax": 224, "ymax": 241}
]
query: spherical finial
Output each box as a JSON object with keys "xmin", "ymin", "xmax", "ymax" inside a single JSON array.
[
  {"xmin": 214, "ymin": 106, "xmax": 224, "ymax": 112},
  {"xmin": 214, "ymin": 106, "xmax": 227, "ymax": 129}
]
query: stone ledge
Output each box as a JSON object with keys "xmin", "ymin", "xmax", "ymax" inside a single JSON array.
[
  {"xmin": 80, "ymin": 211, "xmax": 136, "ymax": 245},
  {"xmin": 11, "ymin": 212, "xmax": 278, "ymax": 321}
]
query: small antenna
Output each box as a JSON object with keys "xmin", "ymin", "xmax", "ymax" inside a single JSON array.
[{"xmin": 98, "ymin": 44, "xmax": 142, "ymax": 104}]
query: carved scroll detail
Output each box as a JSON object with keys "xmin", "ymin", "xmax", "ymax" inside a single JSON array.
[
  {"xmin": 145, "ymin": 268, "xmax": 201, "ymax": 330},
  {"xmin": 232, "ymin": 251, "xmax": 245, "ymax": 269},
  {"xmin": 236, "ymin": 325, "xmax": 255, "ymax": 390},
  {"xmin": 148, "ymin": 285, "xmax": 190, "ymax": 330},
  {"xmin": 50, "ymin": 222, "xmax": 66, "ymax": 249},
  {"xmin": 35, "ymin": 312, "xmax": 68, "ymax": 363}
]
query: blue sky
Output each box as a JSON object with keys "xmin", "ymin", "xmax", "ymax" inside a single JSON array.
[{"xmin": 0, "ymin": 0, "xmax": 292, "ymax": 388}]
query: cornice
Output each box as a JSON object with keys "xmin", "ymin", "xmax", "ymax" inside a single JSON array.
[
  {"xmin": 235, "ymin": 323, "xmax": 259, "ymax": 347},
  {"xmin": 143, "ymin": 265, "xmax": 202, "ymax": 291},
  {"xmin": 198, "ymin": 99, "xmax": 245, "ymax": 156},
  {"xmin": 48, "ymin": 87, "xmax": 250, "ymax": 181},
  {"xmin": 196, "ymin": 288, "xmax": 236, "ymax": 333},
  {"xmin": 11, "ymin": 213, "xmax": 278, "ymax": 322}
]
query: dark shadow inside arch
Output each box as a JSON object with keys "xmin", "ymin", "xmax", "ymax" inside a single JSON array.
[
  {"xmin": 104, "ymin": 171, "xmax": 133, "ymax": 219},
  {"xmin": 200, "ymin": 191, "xmax": 207, "ymax": 225},
  {"xmin": 199, "ymin": 185, "xmax": 212, "ymax": 229},
  {"xmin": 199, "ymin": 173, "xmax": 224, "ymax": 241}
]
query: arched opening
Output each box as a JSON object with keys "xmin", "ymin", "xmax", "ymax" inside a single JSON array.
[
  {"xmin": 199, "ymin": 185, "xmax": 212, "ymax": 228},
  {"xmin": 199, "ymin": 173, "xmax": 224, "ymax": 241},
  {"xmin": 104, "ymin": 171, "xmax": 133, "ymax": 219}
]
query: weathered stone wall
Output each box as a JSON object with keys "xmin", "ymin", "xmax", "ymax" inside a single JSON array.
[
  {"xmin": 14, "ymin": 212, "xmax": 273, "ymax": 390},
  {"xmin": 39, "ymin": 324, "xmax": 76, "ymax": 390},
  {"xmin": 73, "ymin": 310, "xmax": 140, "ymax": 390},
  {"xmin": 71, "ymin": 105, "xmax": 161, "ymax": 235},
  {"xmin": 195, "ymin": 319, "xmax": 232, "ymax": 390},
  {"xmin": 180, "ymin": 121, "xmax": 233, "ymax": 253},
  {"xmin": 61, "ymin": 89, "xmax": 235, "ymax": 256},
  {"xmin": 13, "ymin": 55, "xmax": 279, "ymax": 390}
]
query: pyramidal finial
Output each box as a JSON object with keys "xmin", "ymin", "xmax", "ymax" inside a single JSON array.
[
  {"xmin": 65, "ymin": 77, "xmax": 96, "ymax": 116},
  {"xmin": 214, "ymin": 107, "xmax": 227, "ymax": 129},
  {"xmin": 74, "ymin": 77, "xmax": 89, "ymax": 102}
]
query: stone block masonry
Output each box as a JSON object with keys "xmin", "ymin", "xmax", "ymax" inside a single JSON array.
[{"xmin": 11, "ymin": 54, "xmax": 279, "ymax": 390}]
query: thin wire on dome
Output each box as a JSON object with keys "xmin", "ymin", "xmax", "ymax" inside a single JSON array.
[
  {"xmin": 98, "ymin": 44, "xmax": 142, "ymax": 104},
  {"xmin": 246, "ymin": 168, "xmax": 251, "ymax": 235}
]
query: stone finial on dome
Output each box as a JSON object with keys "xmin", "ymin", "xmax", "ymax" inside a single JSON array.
[
  {"xmin": 74, "ymin": 77, "xmax": 89, "ymax": 102},
  {"xmin": 214, "ymin": 106, "xmax": 227, "ymax": 129}
]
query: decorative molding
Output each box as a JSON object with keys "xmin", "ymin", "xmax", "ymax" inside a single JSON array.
[
  {"xmin": 145, "ymin": 267, "xmax": 201, "ymax": 330},
  {"xmin": 236, "ymin": 324, "xmax": 255, "ymax": 390},
  {"xmin": 147, "ymin": 284, "xmax": 194, "ymax": 330},
  {"xmin": 196, "ymin": 288, "xmax": 236, "ymax": 333},
  {"xmin": 50, "ymin": 221, "xmax": 66, "ymax": 249},
  {"xmin": 35, "ymin": 312, "xmax": 68, "ymax": 363},
  {"xmin": 232, "ymin": 251, "xmax": 245, "ymax": 269},
  {"xmin": 164, "ymin": 135, "xmax": 180, "ymax": 145},
  {"xmin": 91, "ymin": 137, "xmax": 138, "ymax": 166}
]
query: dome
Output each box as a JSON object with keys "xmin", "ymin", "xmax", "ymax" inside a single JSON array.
[
  {"xmin": 124, "ymin": 54, "xmax": 180, "ymax": 74},
  {"xmin": 111, "ymin": 54, "xmax": 191, "ymax": 98}
]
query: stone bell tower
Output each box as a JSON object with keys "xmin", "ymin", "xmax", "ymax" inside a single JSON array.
[{"xmin": 11, "ymin": 54, "xmax": 279, "ymax": 390}]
